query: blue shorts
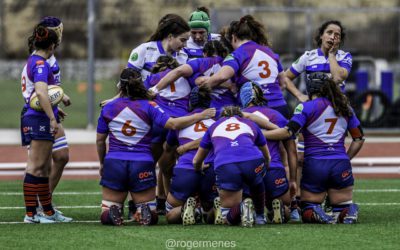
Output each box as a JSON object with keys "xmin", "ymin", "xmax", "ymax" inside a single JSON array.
[
  {"xmin": 264, "ymin": 167, "xmax": 289, "ymax": 199},
  {"xmin": 21, "ymin": 115, "xmax": 54, "ymax": 146},
  {"xmin": 301, "ymin": 158, "xmax": 354, "ymax": 193},
  {"xmin": 151, "ymin": 123, "xmax": 168, "ymax": 144},
  {"xmin": 170, "ymin": 165, "xmax": 217, "ymax": 202},
  {"xmin": 215, "ymin": 158, "xmax": 266, "ymax": 191},
  {"xmin": 100, "ymin": 159, "xmax": 156, "ymax": 193}
]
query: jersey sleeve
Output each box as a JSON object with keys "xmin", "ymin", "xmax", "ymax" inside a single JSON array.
[
  {"xmin": 127, "ymin": 43, "xmax": 147, "ymax": 71},
  {"xmin": 199, "ymin": 129, "xmax": 212, "ymax": 150},
  {"xmin": 187, "ymin": 58, "xmax": 202, "ymax": 74},
  {"xmin": 290, "ymin": 103, "xmax": 308, "ymax": 128},
  {"xmin": 289, "ymin": 52, "xmax": 308, "ymax": 77},
  {"xmin": 347, "ymin": 110, "xmax": 361, "ymax": 130},
  {"xmin": 147, "ymin": 101, "xmax": 170, "ymax": 128},
  {"xmin": 96, "ymin": 109, "xmax": 109, "ymax": 134},
  {"xmin": 338, "ymin": 52, "xmax": 352, "ymax": 74},
  {"xmin": 222, "ymin": 53, "xmax": 240, "ymax": 72},
  {"xmin": 32, "ymin": 61, "xmax": 50, "ymax": 84}
]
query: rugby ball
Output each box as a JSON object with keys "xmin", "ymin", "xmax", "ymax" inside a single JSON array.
[{"xmin": 29, "ymin": 85, "xmax": 64, "ymax": 111}]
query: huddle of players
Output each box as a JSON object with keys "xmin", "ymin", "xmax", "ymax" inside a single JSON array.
[
  {"xmin": 97, "ymin": 6, "xmax": 364, "ymax": 227},
  {"xmin": 19, "ymin": 7, "xmax": 364, "ymax": 226}
]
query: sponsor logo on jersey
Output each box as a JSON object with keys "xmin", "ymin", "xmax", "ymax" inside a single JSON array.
[
  {"xmin": 223, "ymin": 54, "xmax": 234, "ymax": 62},
  {"xmin": 275, "ymin": 178, "xmax": 286, "ymax": 185},
  {"xmin": 341, "ymin": 170, "xmax": 351, "ymax": 179},
  {"xmin": 254, "ymin": 164, "xmax": 264, "ymax": 174},
  {"xmin": 130, "ymin": 52, "xmax": 138, "ymax": 61},
  {"xmin": 294, "ymin": 104, "xmax": 304, "ymax": 114},
  {"xmin": 36, "ymin": 60, "xmax": 44, "ymax": 65},
  {"xmin": 138, "ymin": 171, "xmax": 154, "ymax": 179}
]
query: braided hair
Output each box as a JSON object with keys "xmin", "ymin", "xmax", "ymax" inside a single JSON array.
[
  {"xmin": 151, "ymin": 55, "xmax": 179, "ymax": 74},
  {"xmin": 119, "ymin": 68, "xmax": 150, "ymax": 100}
]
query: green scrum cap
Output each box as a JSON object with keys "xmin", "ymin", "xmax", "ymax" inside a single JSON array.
[{"xmin": 188, "ymin": 10, "xmax": 210, "ymax": 33}]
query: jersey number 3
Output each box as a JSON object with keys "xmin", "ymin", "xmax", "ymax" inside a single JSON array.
[{"xmin": 258, "ymin": 61, "xmax": 271, "ymax": 79}]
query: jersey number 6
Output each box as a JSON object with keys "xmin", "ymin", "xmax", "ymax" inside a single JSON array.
[{"xmin": 122, "ymin": 120, "xmax": 136, "ymax": 136}]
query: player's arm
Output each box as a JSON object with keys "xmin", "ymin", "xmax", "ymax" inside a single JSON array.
[
  {"xmin": 284, "ymin": 70, "xmax": 309, "ymax": 102},
  {"xmin": 242, "ymin": 112, "xmax": 280, "ymax": 130},
  {"xmin": 177, "ymin": 138, "xmax": 201, "ymax": 155},
  {"xmin": 203, "ymin": 66, "xmax": 235, "ymax": 88},
  {"xmin": 164, "ymin": 108, "xmax": 216, "ymax": 130},
  {"xmin": 193, "ymin": 147, "xmax": 210, "ymax": 171},
  {"xmin": 35, "ymin": 81, "xmax": 58, "ymax": 135},
  {"xmin": 96, "ymin": 132, "xmax": 108, "ymax": 176},
  {"xmin": 282, "ymin": 139, "xmax": 298, "ymax": 197},
  {"xmin": 328, "ymin": 36, "xmax": 349, "ymax": 83},
  {"xmin": 151, "ymin": 64, "xmax": 193, "ymax": 93},
  {"xmin": 347, "ymin": 126, "xmax": 365, "ymax": 160},
  {"xmin": 262, "ymin": 120, "xmax": 301, "ymax": 141},
  {"xmin": 258, "ymin": 144, "xmax": 271, "ymax": 169}
]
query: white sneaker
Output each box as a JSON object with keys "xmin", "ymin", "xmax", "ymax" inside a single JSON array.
[
  {"xmin": 213, "ymin": 197, "xmax": 224, "ymax": 225},
  {"xmin": 182, "ymin": 197, "xmax": 196, "ymax": 226},
  {"xmin": 24, "ymin": 214, "xmax": 56, "ymax": 224},
  {"xmin": 42, "ymin": 210, "xmax": 73, "ymax": 223},
  {"xmin": 240, "ymin": 198, "xmax": 254, "ymax": 227}
]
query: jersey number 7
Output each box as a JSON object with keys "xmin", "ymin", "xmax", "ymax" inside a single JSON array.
[{"xmin": 325, "ymin": 118, "xmax": 338, "ymax": 134}]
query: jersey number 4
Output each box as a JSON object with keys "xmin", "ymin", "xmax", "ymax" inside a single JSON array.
[
  {"xmin": 325, "ymin": 118, "xmax": 338, "ymax": 134},
  {"xmin": 258, "ymin": 61, "xmax": 271, "ymax": 79}
]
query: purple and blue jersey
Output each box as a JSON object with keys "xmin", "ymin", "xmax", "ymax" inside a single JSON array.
[
  {"xmin": 97, "ymin": 98, "xmax": 170, "ymax": 162},
  {"xmin": 290, "ymin": 97, "xmax": 360, "ymax": 159},
  {"xmin": 289, "ymin": 48, "xmax": 352, "ymax": 92},
  {"xmin": 166, "ymin": 109, "xmax": 215, "ymax": 169},
  {"xmin": 187, "ymin": 56, "xmax": 237, "ymax": 110},
  {"xmin": 144, "ymin": 69, "xmax": 191, "ymax": 117},
  {"xmin": 21, "ymin": 54, "xmax": 58, "ymax": 117},
  {"xmin": 243, "ymin": 106, "xmax": 289, "ymax": 169},
  {"xmin": 200, "ymin": 116, "xmax": 267, "ymax": 168},
  {"xmin": 222, "ymin": 41, "xmax": 286, "ymax": 108}
]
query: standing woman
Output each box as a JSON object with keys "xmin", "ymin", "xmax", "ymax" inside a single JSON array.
[
  {"xmin": 27, "ymin": 16, "xmax": 72, "ymax": 195},
  {"xmin": 184, "ymin": 6, "xmax": 220, "ymax": 59},
  {"xmin": 127, "ymin": 13, "xmax": 190, "ymax": 80},
  {"xmin": 97, "ymin": 68, "xmax": 215, "ymax": 226},
  {"xmin": 202, "ymin": 15, "xmax": 291, "ymax": 118},
  {"xmin": 263, "ymin": 73, "xmax": 364, "ymax": 224},
  {"xmin": 20, "ymin": 25, "xmax": 72, "ymax": 223}
]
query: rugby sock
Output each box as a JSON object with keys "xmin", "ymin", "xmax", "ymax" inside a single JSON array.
[
  {"xmin": 250, "ymin": 183, "xmax": 265, "ymax": 216},
  {"xmin": 35, "ymin": 176, "xmax": 55, "ymax": 216},
  {"xmin": 226, "ymin": 204, "xmax": 241, "ymax": 225},
  {"xmin": 23, "ymin": 173, "xmax": 39, "ymax": 217},
  {"xmin": 332, "ymin": 201, "xmax": 353, "ymax": 223},
  {"xmin": 23, "ymin": 174, "xmax": 54, "ymax": 217}
]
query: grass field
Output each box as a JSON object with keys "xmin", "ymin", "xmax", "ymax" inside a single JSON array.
[
  {"xmin": 0, "ymin": 179, "xmax": 399, "ymax": 249},
  {"xmin": 0, "ymin": 79, "xmax": 117, "ymax": 128}
]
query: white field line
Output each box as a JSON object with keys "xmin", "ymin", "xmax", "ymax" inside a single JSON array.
[
  {"xmin": 0, "ymin": 189, "xmax": 399, "ymax": 196},
  {"xmin": 0, "ymin": 220, "xmax": 99, "ymax": 224},
  {"xmin": 1, "ymin": 203, "xmax": 399, "ymax": 211}
]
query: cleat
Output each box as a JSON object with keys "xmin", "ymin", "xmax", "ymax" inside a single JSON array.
[
  {"xmin": 182, "ymin": 197, "xmax": 196, "ymax": 226},
  {"xmin": 213, "ymin": 197, "xmax": 224, "ymax": 225},
  {"xmin": 43, "ymin": 210, "xmax": 73, "ymax": 223},
  {"xmin": 290, "ymin": 208, "xmax": 301, "ymax": 222},
  {"xmin": 342, "ymin": 204, "xmax": 359, "ymax": 224},
  {"xmin": 194, "ymin": 207, "xmax": 203, "ymax": 224},
  {"xmin": 311, "ymin": 205, "xmax": 335, "ymax": 224},
  {"xmin": 240, "ymin": 198, "xmax": 254, "ymax": 227},
  {"xmin": 139, "ymin": 204, "xmax": 152, "ymax": 226},
  {"xmin": 24, "ymin": 214, "xmax": 56, "ymax": 224},
  {"xmin": 272, "ymin": 199, "xmax": 284, "ymax": 224},
  {"xmin": 107, "ymin": 205, "xmax": 123, "ymax": 226},
  {"xmin": 255, "ymin": 214, "xmax": 267, "ymax": 225}
]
